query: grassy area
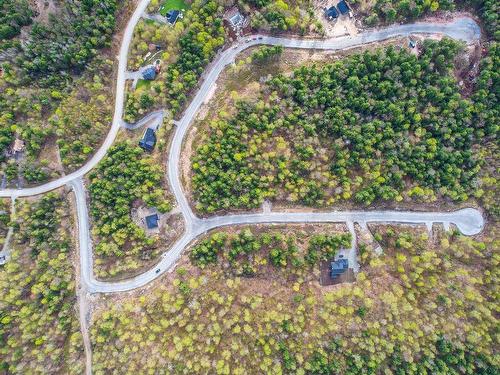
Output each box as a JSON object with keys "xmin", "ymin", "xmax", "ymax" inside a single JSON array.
[
  {"xmin": 136, "ymin": 79, "xmax": 152, "ymax": 91},
  {"xmin": 159, "ymin": 0, "xmax": 189, "ymax": 16}
]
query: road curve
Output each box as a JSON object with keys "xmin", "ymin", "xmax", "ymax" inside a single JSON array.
[
  {"xmin": 0, "ymin": 17, "xmax": 480, "ymax": 201},
  {"xmin": 78, "ymin": 203, "xmax": 484, "ymax": 293},
  {"xmin": 121, "ymin": 109, "xmax": 165, "ymax": 130},
  {"xmin": 59, "ymin": 15, "xmax": 484, "ymax": 294},
  {"xmin": 0, "ymin": 0, "xmax": 153, "ymax": 198}
]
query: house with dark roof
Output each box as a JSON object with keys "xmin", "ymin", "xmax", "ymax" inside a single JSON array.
[
  {"xmin": 145, "ymin": 213, "xmax": 159, "ymax": 229},
  {"xmin": 139, "ymin": 128, "xmax": 157, "ymax": 152},
  {"xmin": 166, "ymin": 10, "xmax": 180, "ymax": 25},
  {"xmin": 142, "ymin": 66, "xmax": 157, "ymax": 80},
  {"xmin": 337, "ymin": 0, "xmax": 350, "ymax": 15},
  {"xmin": 330, "ymin": 258, "xmax": 348, "ymax": 279},
  {"xmin": 325, "ymin": 6, "xmax": 338, "ymax": 20}
]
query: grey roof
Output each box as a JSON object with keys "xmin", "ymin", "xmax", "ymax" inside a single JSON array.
[{"xmin": 330, "ymin": 258, "xmax": 348, "ymax": 279}]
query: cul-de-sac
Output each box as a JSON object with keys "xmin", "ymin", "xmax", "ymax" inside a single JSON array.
[{"xmin": 0, "ymin": 0, "xmax": 498, "ymax": 373}]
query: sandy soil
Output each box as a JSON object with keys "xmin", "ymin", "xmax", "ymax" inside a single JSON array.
[{"xmin": 313, "ymin": 0, "xmax": 361, "ymax": 37}]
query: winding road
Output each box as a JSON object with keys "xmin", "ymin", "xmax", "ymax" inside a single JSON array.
[{"xmin": 0, "ymin": 0, "xmax": 484, "ymax": 295}]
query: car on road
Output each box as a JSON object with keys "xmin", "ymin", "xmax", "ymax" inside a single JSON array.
[{"xmin": 156, "ymin": 268, "xmax": 160, "ymax": 274}]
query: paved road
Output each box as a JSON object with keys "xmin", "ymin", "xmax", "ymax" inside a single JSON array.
[
  {"xmin": 0, "ymin": 10, "xmax": 484, "ymax": 294},
  {"xmin": 0, "ymin": 17, "xmax": 480, "ymax": 200},
  {"xmin": 0, "ymin": 0, "xmax": 153, "ymax": 199},
  {"xmin": 167, "ymin": 17, "xmax": 481, "ymax": 227},
  {"xmin": 121, "ymin": 109, "xmax": 165, "ymax": 130}
]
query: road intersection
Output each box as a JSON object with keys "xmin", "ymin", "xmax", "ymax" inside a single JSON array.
[{"xmin": 0, "ymin": 5, "xmax": 484, "ymax": 295}]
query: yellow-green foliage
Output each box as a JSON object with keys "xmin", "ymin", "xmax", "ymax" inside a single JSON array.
[
  {"xmin": 91, "ymin": 225, "xmax": 499, "ymax": 374},
  {"xmin": 0, "ymin": 193, "xmax": 84, "ymax": 374}
]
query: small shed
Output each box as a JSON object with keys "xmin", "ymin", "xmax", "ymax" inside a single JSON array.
[
  {"xmin": 337, "ymin": 0, "xmax": 350, "ymax": 14},
  {"xmin": 145, "ymin": 213, "xmax": 159, "ymax": 229},
  {"xmin": 166, "ymin": 10, "xmax": 180, "ymax": 25},
  {"xmin": 139, "ymin": 128, "xmax": 157, "ymax": 152},
  {"xmin": 325, "ymin": 6, "xmax": 338, "ymax": 20}
]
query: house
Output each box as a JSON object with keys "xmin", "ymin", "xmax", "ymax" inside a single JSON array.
[
  {"xmin": 166, "ymin": 10, "xmax": 180, "ymax": 25},
  {"xmin": 325, "ymin": 6, "xmax": 338, "ymax": 20},
  {"xmin": 330, "ymin": 258, "xmax": 348, "ymax": 279},
  {"xmin": 229, "ymin": 11, "xmax": 244, "ymax": 29},
  {"xmin": 337, "ymin": 0, "xmax": 350, "ymax": 15},
  {"xmin": 139, "ymin": 128, "xmax": 157, "ymax": 152},
  {"xmin": 142, "ymin": 66, "xmax": 157, "ymax": 80},
  {"xmin": 145, "ymin": 213, "xmax": 159, "ymax": 229},
  {"xmin": 224, "ymin": 7, "xmax": 247, "ymax": 34}
]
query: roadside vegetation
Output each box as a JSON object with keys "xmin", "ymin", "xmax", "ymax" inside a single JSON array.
[
  {"xmin": 125, "ymin": 0, "xmax": 225, "ymax": 121},
  {"xmin": 190, "ymin": 226, "xmax": 351, "ymax": 272},
  {"xmin": 0, "ymin": 199, "xmax": 10, "ymax": 240},
  {"xmin": 0, "ymin": 0, "xmax": 119, "ymax": 185},
  {"xmin": 88, "ymin": 142, "xmax": 173, "ymax": 279},
  {"xmin": 192, "ymin": 40, "xmax": 485, "ymax": 213},
  {"xmin": 353, "ymin": 0, "xmax": 498, "ymax": 30},
  {"xmin": 49, "ymin": 57, "xmax": 115, "ymax": 171},
  {"xmin": 0, "ymin": 193, "xmax": 84, "ymax": 374},
  {"xmin": 91, "ymin": 224, "xmax": 499, "ymax": 373},
  {"xmin": 239, "ymin": 0, "xmax": 320, "ymax": 34}
]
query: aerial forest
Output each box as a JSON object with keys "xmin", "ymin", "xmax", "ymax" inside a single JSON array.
[
  {"xmin": 0, "ymin": 0, "xmax": 119, "ymax": 185},
  {"xmin": 192, "ymin": 39, "xmax": 489, "ymax": 213},
  {"xmin": 88, "ymin": 142, "xmax": 172, "ymax": 279},
  {"xmin": 91, "ymin": 224, "xmax": 499, "ymax": 374},
  {"xmin": 0, "ymin": 193, "xmax": 84, "ymax": 374}
]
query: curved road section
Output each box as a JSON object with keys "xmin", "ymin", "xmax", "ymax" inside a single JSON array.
[
  {"xmin": 72, "ymin": 176, "xmax": 484, "ymax": 293},
  {"xmin": 0, "ymin": 17, "xmax": 480, "ymax": 200},
  {"xmin": 2, "ymin": 11, "xmax": 484, "ymax": 294}
]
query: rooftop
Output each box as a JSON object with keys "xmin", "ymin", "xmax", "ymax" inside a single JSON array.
[
  {"xmin": 166, "ymin": 10, "xmax": 180, "ymax": 25},
  {"xmin": 325, "ymin": 6, "xmax": 338, "ymax": 19},
  {"xmin": 330, "ymin": 258, "xmax": 348, "ymax": 279},
  {"xmin": 142, "ymin": 66, "xmax": 157, "ymax": 80},
  {"xmin": 139, "ymin": 128, "xmax": 157, "ymax": 152},
  {"xmin": 337, "ymin": 0, "xmax": 350, "ymax": 14},
  {"xmin": 145, "ymin": 214, "xmax": 159, "ymax": 229}
]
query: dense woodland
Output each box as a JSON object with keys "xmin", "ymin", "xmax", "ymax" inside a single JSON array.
[
  {"xmin": 88, "ymin": 142, "xmax": 172, "ymax": 279},
  {"xmin": 192, "ymin": 40, "xmax": 486, "ymax": 213},
  {"xmin": 0, "ymin": 193, "xmax": 84, "ymax": 374},
  {"xmin": 352, "ymin": 0, "xmax": 498, "ymax": 30},
  {"xmin": 91, "ymin": 224, "xmax": 499, "ymax": 373},
  {"xmin": 190, "ymin": 227, "xmax": 352, "ymax": 272},
  {"xmin": 0, "ymin": 0, "xmax": 33, "ymax": 40},
  {"xmin": 0, "ymin": 0, "xmax": 119, "ymax": 185}
]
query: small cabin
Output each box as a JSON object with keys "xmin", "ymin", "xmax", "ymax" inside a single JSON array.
[
  {"xmin": 166, "ymin": 10, "xmax": 180, "ymax": 25},
  {"xmin": 325, "ymin": 6, "xmax": 338, "ymax": 20},
  {"xmin": 337, "ymin": 0, "xmax": 350, "ymax": 15},
  {"xmin": 139, "ymin": 128, "xmax": 157, "ymax": 152},
  {"xmin": 330, "ymin": 258, "xmax": 348, "ymax": 279},
  {"xmin": 145, "ymin": 213, "xmax": 159, "ymax": 229}
]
